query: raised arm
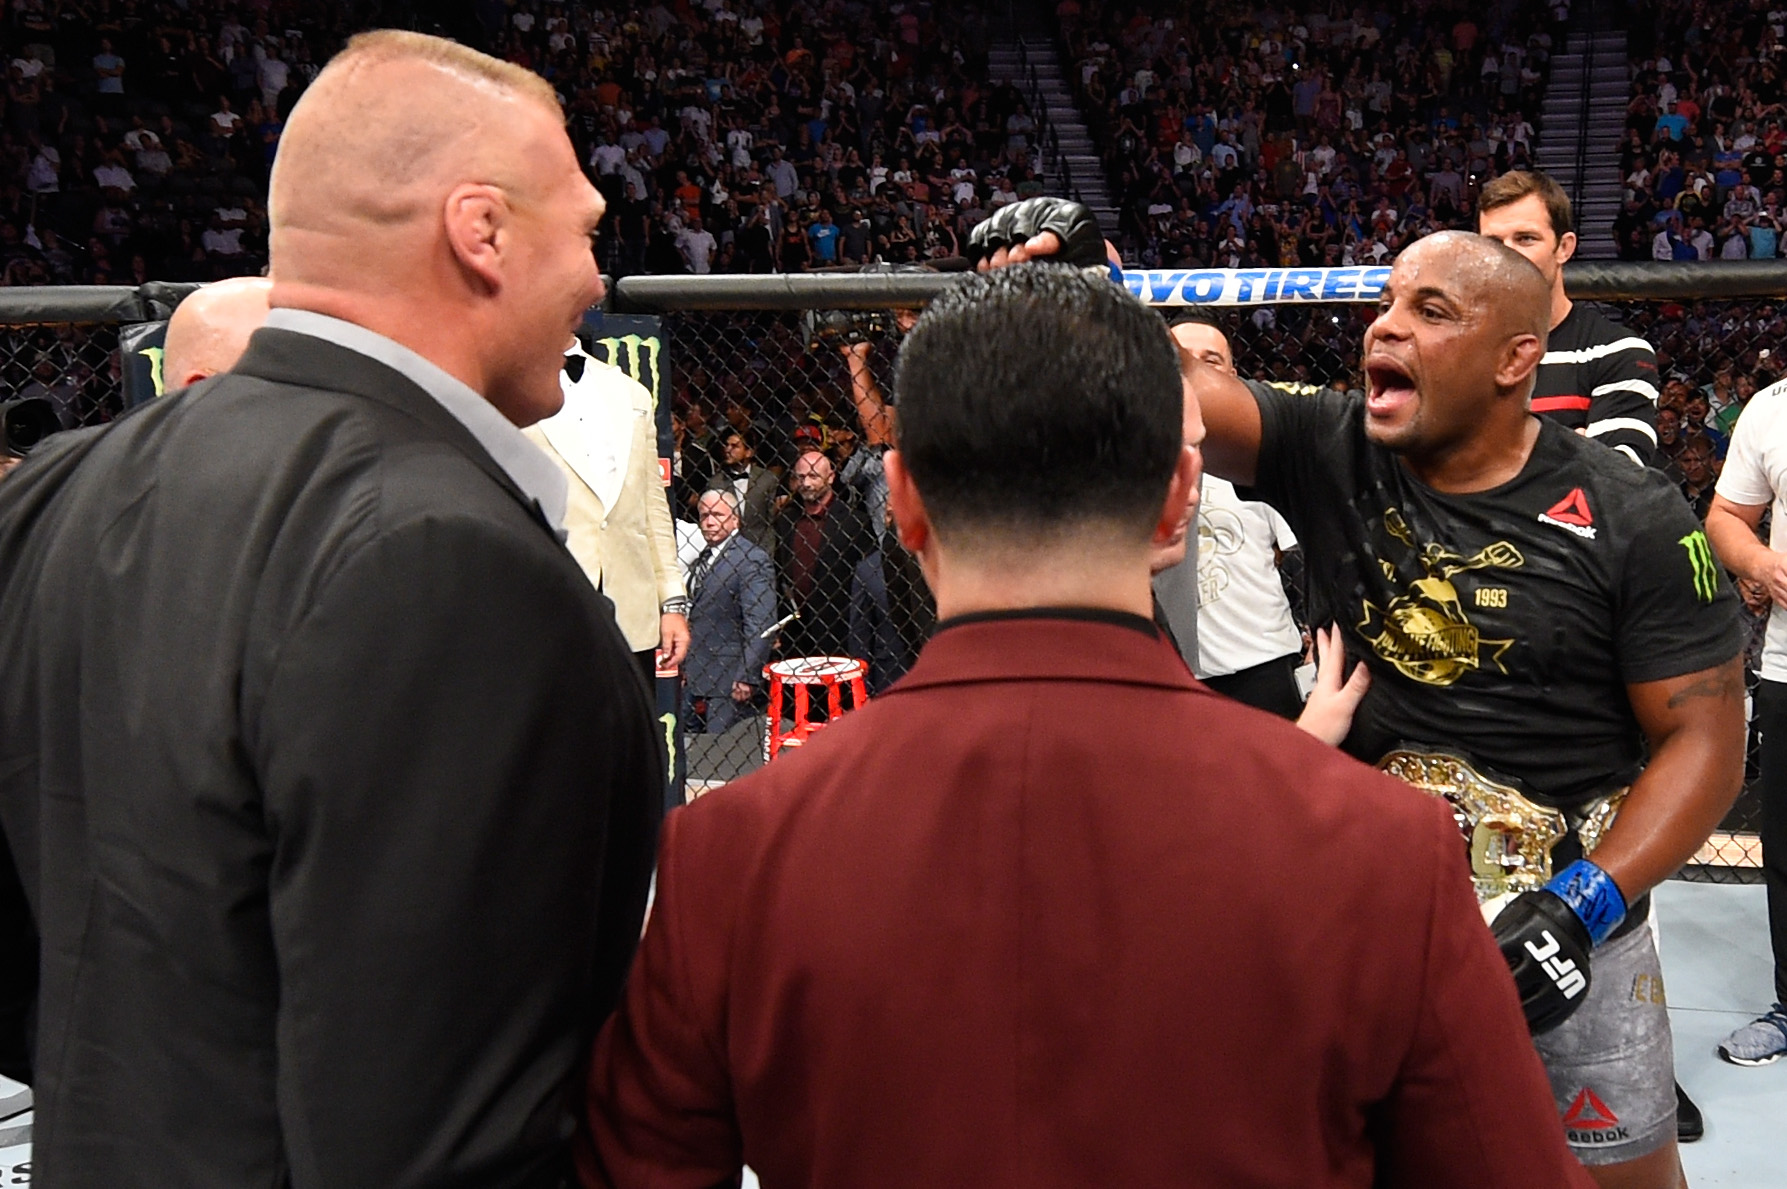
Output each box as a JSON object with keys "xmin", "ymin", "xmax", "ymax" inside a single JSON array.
[
  {"xmin": 964, "ymin": 198, "xmax": 1268, "ymax": 486},
  {"xmin": 841, "ymin": 340, "xmax": 896, "ymax": 446},
  {"xmin": 1182, "ymin": 348, "xmax": 1264, "ymax": 487}
]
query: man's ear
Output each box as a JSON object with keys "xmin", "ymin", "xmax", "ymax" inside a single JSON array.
[
  {"xmin": 1498, "ymin": 332, "xmax": 1546, "ymax": 392},
  {"xmin": 1557, "ymin": 229, "xmax": 1578, "ymax": 266},
  {"xmin": 1151, "ymin": 444, "xmax": 1201, "ymax": 550},
  {"xmin": 884, "ymin": 450, "xmax": 931, "ymax": 558},
  {"xmin": 443, "ymin": 183, "xmax": 507, "ymax": 295}
]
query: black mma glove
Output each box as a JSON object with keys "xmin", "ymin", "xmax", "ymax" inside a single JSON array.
[
  {"xmin": 1489, "ymin": 888, "xmax": 1594, "ymax": 1035},
  {"xmin": 966, "ymin": 197, "xmax": 1115, "ymax": 274}
]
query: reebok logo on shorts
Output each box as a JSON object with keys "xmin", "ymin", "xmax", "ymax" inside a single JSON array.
[
  {"xmin": 1538, "ymin": 488, "xmax": 1597, "ymax": 540},
  {"xmin": 1562, "ymin": 1087, "xmax": 1630, "ymax": 1145}
]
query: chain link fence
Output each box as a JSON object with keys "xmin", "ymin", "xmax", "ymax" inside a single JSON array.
[
  {"xmin": 0, "ymin": 282, "xmax": 1771, "ymax": 877},
  {"xmin": 1, "ymin": 323, "xmax": 124, "ymax": 441}
]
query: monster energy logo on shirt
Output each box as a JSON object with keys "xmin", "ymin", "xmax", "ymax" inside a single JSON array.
[{"xmin": 1679, "ymin": 530, "xmax": 1718, "ymax": 603}]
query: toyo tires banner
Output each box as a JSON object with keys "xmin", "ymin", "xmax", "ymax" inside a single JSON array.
[{"xmin": 1120, "ymin": 265, "xmax": 1392, "ymax": 306}]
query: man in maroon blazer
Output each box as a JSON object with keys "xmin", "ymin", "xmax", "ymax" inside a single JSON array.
[{"xmin": 579, "ymin": 264, "xmax": 1594, "ymax": 1188}]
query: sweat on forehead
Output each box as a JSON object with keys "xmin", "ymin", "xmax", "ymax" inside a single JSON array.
[{"xmin": 1394, "ymin": 231, "xmax": 1549, "ymax": 337}]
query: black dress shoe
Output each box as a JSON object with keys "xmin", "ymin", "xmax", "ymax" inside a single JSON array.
[{"xmin": 1676, "ymin": 1081, "xmax": 1704, "ymax": 1143}]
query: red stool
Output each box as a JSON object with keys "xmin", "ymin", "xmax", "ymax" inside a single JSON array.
[{"xmin": 763, "ymin": 656, "xmax": 869, "ymax": 759}]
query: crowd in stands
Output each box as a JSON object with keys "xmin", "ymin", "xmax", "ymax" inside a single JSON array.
[
  {"xmin": 570, "ymin": 0, "xmax": 1054, "ymax": 276},
  {"xmin": 1058, "ymin": 0, "xmax": 1559, "ymax": 266},
  {"xmin": 0, "ymin": 0, "xmax": 352, "ymax": 287},
  {"xmin": 2, "ymin": 1, "xmax": 1784, "ymax": 473},
  {"xmin": 0, "ymin": 0, "xmax": 1063, "ymax": 289},
  {"xmin": 1630, "ymin": 298, "xmax": 1785, "ymax": 496},
  {"xmin": 1615, "ymin": 0, "xmax": 1787, "ymax": 260}
]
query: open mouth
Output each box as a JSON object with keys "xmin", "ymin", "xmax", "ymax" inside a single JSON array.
[{"xmin": 1364, "ymin": 356, "xmax": 1418, "ymax": 418}]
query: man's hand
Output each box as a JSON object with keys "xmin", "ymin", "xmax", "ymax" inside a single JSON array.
[
  {"xmin": 1739, "ymin": 576, "xmax": 1773, "ymax": 614},
  {"xmin": 1489, "ymin": 888, "xmax": 1595, "ymax": 1034},
  {"xmin": 967, "ymin": 197, "xmax": 1118, "ymax": 272},
  {"xmin": 1295, "ymin": 624, "xmax": 1370, "ymax": 747},
  {"xmin": 1707, "ymin": 494, "xmax": 1784, "ymax": 603},
  {"xmin": 730, "ymin": 681, "xmax": 753, "ymax": 704},
  {"xmin": 1488, "ymin": 855, "xmax": 1628, "ymax": 1034},
  {"xmin": 1760, "ymin": 552, "xmax": 1787, "ymax": 609},
  {"xmin": 658, "ymin": 612, "xmax": 690, "ymax": 669}
]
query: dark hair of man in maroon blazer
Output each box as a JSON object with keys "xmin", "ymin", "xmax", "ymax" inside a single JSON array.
[{"xmin": 578, "ymin": 265, "xmax": 1594, "ymax": 1189}]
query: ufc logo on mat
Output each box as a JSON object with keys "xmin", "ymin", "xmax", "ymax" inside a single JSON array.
[{"xmin": 1526, "ymin": 931, "xmax": 1588, "ymax": 1000}]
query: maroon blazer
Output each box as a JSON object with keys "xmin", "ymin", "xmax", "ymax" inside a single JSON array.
[{"xmin": 581, "ymin": 612, "xmax": 1593, "ymax": 1188}]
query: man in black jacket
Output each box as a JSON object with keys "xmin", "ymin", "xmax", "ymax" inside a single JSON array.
[
  {"xmin": 775, "ymin": 447, "xmax": 874, "ymax": 660},
  {"xmin": 0, "ymin": 31, "xmax": 659, "ymax": 1188}
]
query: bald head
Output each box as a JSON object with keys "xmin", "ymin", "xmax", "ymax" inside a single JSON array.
[
  {"xmin": 270, "ymin": 31, "xmax": 562, "ymax": 270},
  {"xmin": 1396, "ymin": 230, "xmax": 1550, "ymax": 341},
  {"xmin": 266, "ymin": 31, "xmax": 608, "ymax": 428},
  {"xmin": 163, "ymin": 276, "xmax": 272, "ymax": 389},
  {"xmin": 791, "ymin": 448, "xmax": 836, "ymax": 510},
  {"xmin": 1361, "ymin": 230, "xmax": 1551, "ymax": 464}
]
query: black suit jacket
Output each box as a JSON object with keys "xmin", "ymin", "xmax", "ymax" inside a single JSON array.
[
  {"xmin": 0, "ymin": 329, "xmax": 661, "ymax": 1187},
  {"xmin": 774, "ymin": 490, "xmax": 873, "ymax": 659}
]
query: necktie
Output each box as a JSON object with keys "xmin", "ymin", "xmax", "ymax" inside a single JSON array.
[{"xmin": 688, "ymin": 544, "xmax": 716, "ymax": 597}]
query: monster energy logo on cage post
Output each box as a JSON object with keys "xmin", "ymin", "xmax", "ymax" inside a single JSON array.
[
  {"xmin": 140, "ymin": 345, "xmax": 166, "ymax": 396},
  {"xmin": 660, "ymin": 711, "xmax": 679, "ymax": 785},
  {"xmin": 1680, "ymin": 530, "xmax": 1718, "ymax": 603},
  {"xmin": 592, "ymin": 334, "xmax": 662, "ymax": 409}
]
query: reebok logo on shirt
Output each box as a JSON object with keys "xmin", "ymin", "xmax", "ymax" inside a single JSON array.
[{"xmin": 1538, "ymin": 488, "xmax": 1597, "ymax": 540}]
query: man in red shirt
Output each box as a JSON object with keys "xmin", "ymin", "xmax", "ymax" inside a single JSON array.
[{"xmin": 580, "ymin": 262, "xmax": 1594, "ymax": 1189}]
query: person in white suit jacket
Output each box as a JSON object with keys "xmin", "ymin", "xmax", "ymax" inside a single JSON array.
[{"xmin": 526, "ymin": 338, "xmax": 690, "ymax": 680}]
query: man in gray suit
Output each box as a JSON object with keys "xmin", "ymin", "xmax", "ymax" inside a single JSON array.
[
  {"xmin": 0, "ymin": 31, "xmax": 659, "ymax": 1187},
  {"xmin": 685, "ymin": 489, "xmax": 777, "ymax": 734}
]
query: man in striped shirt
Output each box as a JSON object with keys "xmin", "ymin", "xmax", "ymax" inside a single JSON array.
[{"xmin": 1479, "ymin": 171, "xmax": 1662, "ymax": 467}]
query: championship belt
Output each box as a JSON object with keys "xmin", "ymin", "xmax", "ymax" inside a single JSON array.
[{"xmin": 1377, "ymin": 749, "xmax": 1627, "ymax": 903}]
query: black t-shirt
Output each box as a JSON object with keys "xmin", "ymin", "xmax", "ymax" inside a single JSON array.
[
  {"xmin": 1746, "ymin": 148, "xmax": 1776, "ymax": 187},
  {"xmin": 1247, "ymin": 381, "xmax": 1743, "ymax": 806}
]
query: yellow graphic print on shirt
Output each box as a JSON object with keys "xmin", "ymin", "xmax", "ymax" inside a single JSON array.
[{"xmin": 1358, "ymin": 508, "xmax": 1526, "ymax": 686}]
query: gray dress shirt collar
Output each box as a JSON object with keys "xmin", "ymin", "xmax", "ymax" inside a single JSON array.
[{"xmin": 262, "ymin": 308, "xmax": 568, "ymax": 530}]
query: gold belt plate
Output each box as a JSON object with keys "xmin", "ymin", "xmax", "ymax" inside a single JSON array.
[{"xmin": 1377, "ymin": 749, "xmax": 1626, "ymax": 903}]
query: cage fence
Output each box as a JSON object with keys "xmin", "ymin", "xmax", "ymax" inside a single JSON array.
[
  {"xmin": 1, "ymin": 323, "xmax": 124, "ymax": 440},
  {"xmin": 0, "ymin": 275, "xmax": 1773, "ymax": 876}
]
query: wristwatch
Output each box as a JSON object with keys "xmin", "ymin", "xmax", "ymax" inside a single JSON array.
[{"xmin": 661, "ymin": 596, "xmax": 692, "ymax": 617}]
